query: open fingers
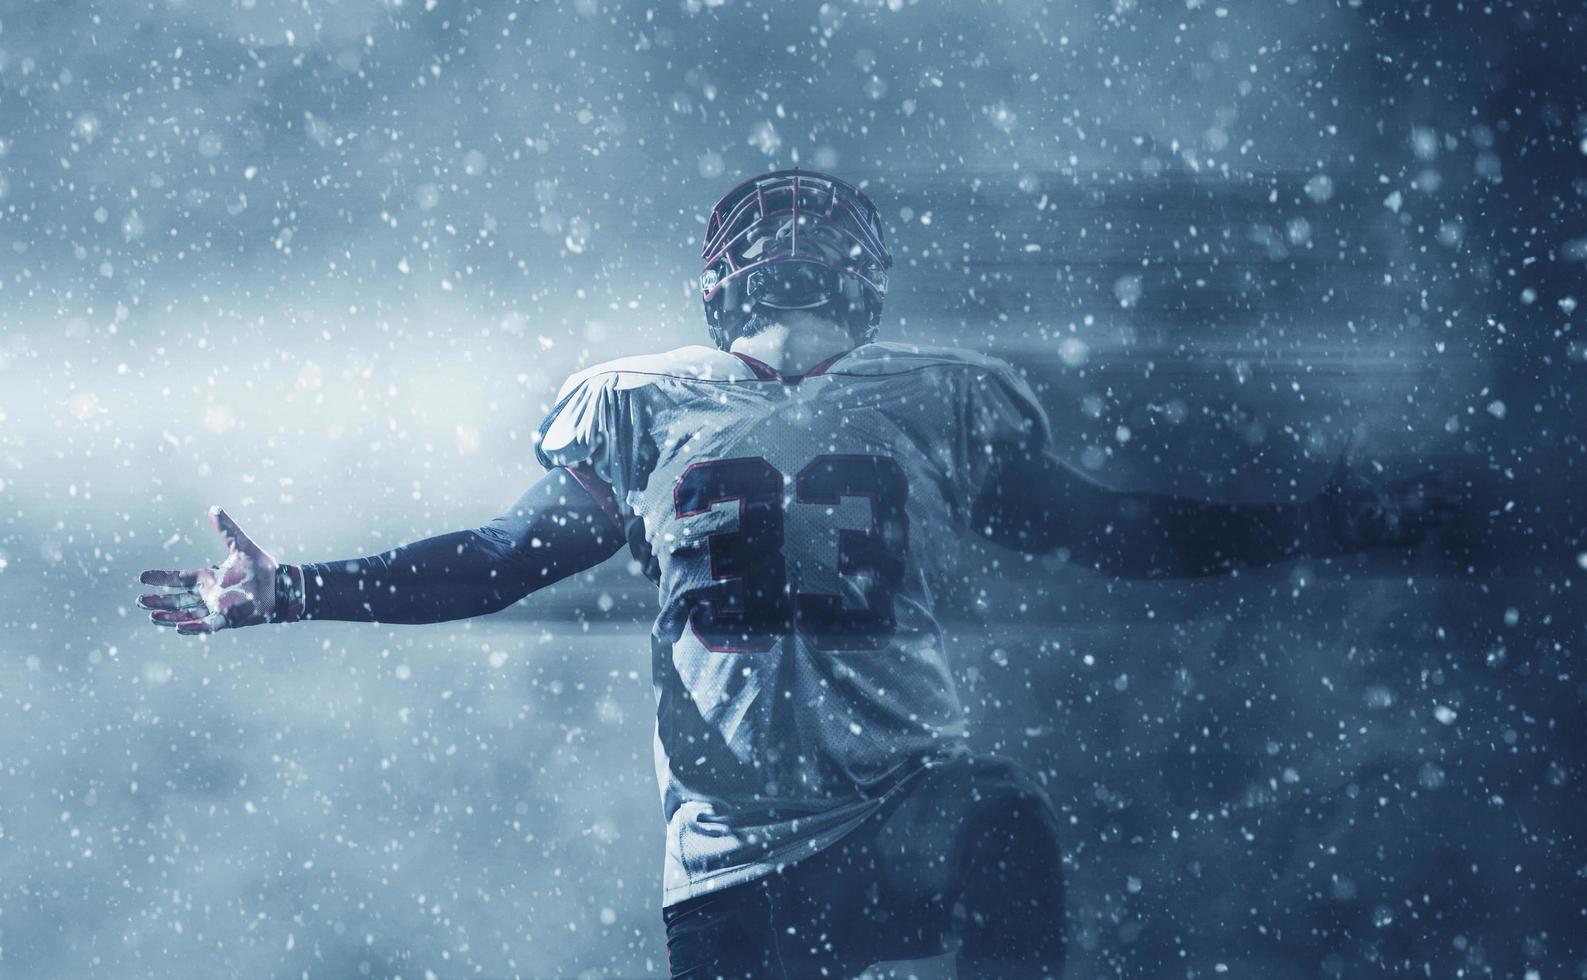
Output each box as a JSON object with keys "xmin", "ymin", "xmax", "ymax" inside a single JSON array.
[
  {"xmin": 138, "ymin": 592, "xmax": 205, "ymax": 612},
  {"xmin": 209, "ymin": 506, "xmax": 258, "ymax": 554},
  {"xmin": 140, "ymin": 568, "xmax": 203, "ymax": 588},
  {"xmin": 150, "ymin": 609, "xmax": 203, "ymax": 627},
  {"xmin": 175, "ymin": 612, "xmax": 227, "ymax": 636}
]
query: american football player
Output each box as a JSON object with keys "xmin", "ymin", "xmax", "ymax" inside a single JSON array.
[{"xmin": 139, "ymin": 170, "xmax": 1454, "ymax": 977}]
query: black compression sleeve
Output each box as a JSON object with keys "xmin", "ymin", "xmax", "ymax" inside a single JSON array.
[
  {"xmin": 295, "ymin": 467, "xmax": 624, "ymax": 623},
  {"xmin": 972, "ymin": 451, "xmax": 1336, "ymax": 578}
]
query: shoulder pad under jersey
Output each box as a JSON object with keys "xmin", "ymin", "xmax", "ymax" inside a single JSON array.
[
  {"xmin": 536, "ymin": 346, "xmax": 746, "ymax": 471},
  {"xmin": 551, "ymin": 345, "xmax": 749, "ymax": 399},
  {"xmin": 839, "ymin": 342, "xmax": 1051, "ymax": 450},
  {"xmin": 832, "ymin": 341, "xmax": 1022, "ymax": 377}
]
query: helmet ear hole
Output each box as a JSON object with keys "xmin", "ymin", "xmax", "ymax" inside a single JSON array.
[
  {"xmin": 706, "ymin": 275, "xmax": 754, "ymax": 350},
  {"xmin": 824, "ymin": 274, "xmax": 878, "ymax": 346}
]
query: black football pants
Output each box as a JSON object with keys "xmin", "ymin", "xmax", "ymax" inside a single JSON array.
[{"xmin": 663, "ymin": 754, "xmax": 1065, "ymax": 979}]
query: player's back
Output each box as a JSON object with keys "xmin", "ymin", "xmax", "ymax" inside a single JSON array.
[{"xmin": 536, "ymin": 341, "xmax": 1049, "ymax": 903}]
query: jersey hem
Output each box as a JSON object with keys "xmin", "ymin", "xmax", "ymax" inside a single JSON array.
[
  {"xmin": 661, "ymin": 799, "xmax": 884, "ymax": 908},
  {"xmin": 658, "ymin": 745, "xmax": 966, "ymax": 908}
]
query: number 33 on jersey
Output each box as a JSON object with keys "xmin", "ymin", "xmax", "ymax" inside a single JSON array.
[{"xmin": 673, "ymin": 453, "xmax": 909, "ymax": 653}]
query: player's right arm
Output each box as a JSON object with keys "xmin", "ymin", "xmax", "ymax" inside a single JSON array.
[
  {"xmin": 971, "ymin": 450, "xmax": 1455, "ymax": 578},
  {"xmin": 136, "ymin": 466, "xmax": 623, "ymax": 634},
  {"xmin": 949, "ymin": 351, "xmax": 1454, "ymax": 578}
]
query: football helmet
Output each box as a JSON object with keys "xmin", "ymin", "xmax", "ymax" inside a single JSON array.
[{"xmin": 700, "ymin": 169, "xmax": 892, "ymax": 350}]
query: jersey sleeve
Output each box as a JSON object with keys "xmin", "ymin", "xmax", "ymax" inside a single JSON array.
[
  {"xmin": 957, "ymin": 358, "xmax": 1053, "ymax": 509},
  {"xmin": 534, "ymin": 368, "xmax": 637, "ymax": 513}
]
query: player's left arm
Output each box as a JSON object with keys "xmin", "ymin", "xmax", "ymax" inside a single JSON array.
[
  {"xmin": 971, "ymin": 449, "xmax": 1458, "ymax": 578},
  {"xmin": 138, "ymin": 466, "xmax": 624, "ymax": 632},
  {"xmin": 288, "ymin": 466, "xmax": 625, "ymax": 623}
]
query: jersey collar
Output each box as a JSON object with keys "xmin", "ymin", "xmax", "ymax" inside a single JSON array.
[{"xmin": 731, "ymin": 348, "xmax": 854, "ymax": 384}]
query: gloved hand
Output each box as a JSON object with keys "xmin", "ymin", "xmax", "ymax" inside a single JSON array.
[
  {"xmin": 137, "ymin": 507, "xmax": 287, "ymax": 634},
  {"xmin": 1314, "ymin": 455, "xmax": 1462, "ymax": 553}
]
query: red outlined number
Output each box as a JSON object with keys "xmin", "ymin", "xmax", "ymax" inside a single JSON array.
[
  {"xmin": 673, "ymin": 458, "xmax": 792, "ymax": 653},
  {"xmin": 794, "ymin": 455, "xmax": 909, "ymax": 651},
  {"xmin": 672, "ymin": 454, "xmax": 909, "ymax": 652}
]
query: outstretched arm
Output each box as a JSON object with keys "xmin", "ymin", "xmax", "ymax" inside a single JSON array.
[
  {"xmin": 291, "ymin": 467, "xmax": 624, "ymax": 623},
  {"xmin": 138, "ymin": 467, "xmax": 624, "ymax": 633},
  {"xmin": 971, "ymin": 450, "xmax": 1452, "ymax": 579}
]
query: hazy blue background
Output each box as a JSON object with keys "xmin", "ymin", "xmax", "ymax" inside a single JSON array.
[{"xmin": 1, "ymin": 0, "xmax": 1584, "ymax": 977}]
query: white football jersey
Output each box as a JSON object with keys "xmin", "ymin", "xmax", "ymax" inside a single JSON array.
[{"xmin": 536, "ymin": 342, "xmax": 1051, "ymax": 905}]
